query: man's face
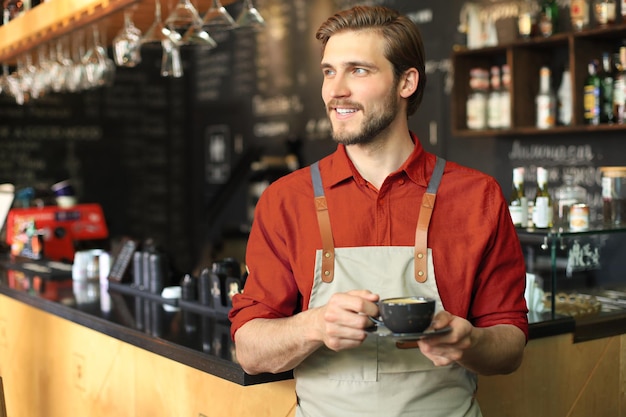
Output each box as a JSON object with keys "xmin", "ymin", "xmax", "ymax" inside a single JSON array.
[{"xmin": 321, "ymin": 30, "xmax": 401, "ymax": 146}]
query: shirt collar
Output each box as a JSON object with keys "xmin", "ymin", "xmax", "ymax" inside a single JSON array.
[{"xmin": 324, "ymin": 131, "xmax": 433, "ymax": 188}]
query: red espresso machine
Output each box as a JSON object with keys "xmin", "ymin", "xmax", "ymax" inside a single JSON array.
[{"xmin": 5, "ymin": 203, "xmax": 109, "ymax": 262}]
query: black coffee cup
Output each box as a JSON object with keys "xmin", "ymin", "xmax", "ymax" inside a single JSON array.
[{"xmin": 371, "ymin": 296, "xmax": 435, "ymax": 334}]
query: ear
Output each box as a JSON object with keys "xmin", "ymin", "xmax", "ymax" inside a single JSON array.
[{"xmin": 399, "ymin": 68, "xmax": 419, "ymax": 99}]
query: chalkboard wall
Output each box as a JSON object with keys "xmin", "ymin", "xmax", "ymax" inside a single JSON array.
[{"xmin": 1, "ymin": 0, "xmax": 624, "ymax": 273}]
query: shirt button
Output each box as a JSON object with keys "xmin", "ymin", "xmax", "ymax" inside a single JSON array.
[
  {"xmin": 417, "ymin": 270, "xmax": 424, "ymax": 277},
  {"xmin": 324, "ymin": 270, "xmax": 330, "ymax": 276},
  {"xmin": 399, "ymin": 179, "xmax": 405, "ymax": 185},
  {"xmin": 324, "ymin": 251, "xmax": 331, "ymax": 258},
  {"xmin": 417, "ymin": 253, "xmax": 424, "ymax": 259}
]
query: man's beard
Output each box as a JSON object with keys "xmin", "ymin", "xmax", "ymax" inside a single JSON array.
[{"xmin": 330, "ymin": 90, "xmax": 399, "ymax": 146}]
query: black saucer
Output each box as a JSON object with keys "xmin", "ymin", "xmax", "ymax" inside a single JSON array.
[{"xmin": 370, "ymin": 325, "xmax": 452, "ymax": 341}]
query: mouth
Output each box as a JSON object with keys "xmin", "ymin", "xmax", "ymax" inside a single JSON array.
[{"xmin": 329, "ymin": 103, "xmax": 360, "ymax": 120}]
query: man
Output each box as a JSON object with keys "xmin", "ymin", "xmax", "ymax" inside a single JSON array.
[{"xmin": 229, "ymin": 5, "xmax": 528, "ymax": 417}]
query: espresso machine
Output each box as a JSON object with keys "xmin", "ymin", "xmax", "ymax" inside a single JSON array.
[{"xmin": 5, "ymin": 203, "xmax": 109, "ymax": 262}]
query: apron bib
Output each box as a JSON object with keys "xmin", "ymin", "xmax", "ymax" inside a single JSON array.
[{"xmin": 295, "ymin": 158, "xmax": 481, "ymax": 417}]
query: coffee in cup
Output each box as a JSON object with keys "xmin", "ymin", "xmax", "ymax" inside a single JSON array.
[{"xmin": 372, "ymin": 296, "xmax": 435, "ymax": 334}]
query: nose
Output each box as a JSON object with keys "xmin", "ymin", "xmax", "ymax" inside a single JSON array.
[{"xmin": 324, "ymin": 74, "xmax": 350, "ymax": 99}]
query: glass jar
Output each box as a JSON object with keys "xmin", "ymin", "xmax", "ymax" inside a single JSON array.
[
  {"xmin": 600, "ymin": 166, "xmax": 626, "ymax": 226},
  {"xmin": 554, "ymin": 174, "xmax": 587, "ymax": 228},
  {"xmin": 593, "ymin": 0, "xmax": 616, "ymax": 26},
  {"xmin": 466, "ymin": 68, "xmax": 489, "ymax": 130}
]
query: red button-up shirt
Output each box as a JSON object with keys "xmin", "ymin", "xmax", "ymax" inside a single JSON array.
[{"xmin": 229, "ymin": 133, "xmax": 529, "ymax": 340}]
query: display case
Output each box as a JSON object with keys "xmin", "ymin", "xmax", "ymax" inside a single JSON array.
[{"xmin": 518, "ymin": 225, "xmax": 626, "ymax": 325}]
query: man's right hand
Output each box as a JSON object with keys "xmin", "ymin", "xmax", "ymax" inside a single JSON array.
[{"xmin": 313, "ymin": 290, "xmax": 380, "ymax": 351}]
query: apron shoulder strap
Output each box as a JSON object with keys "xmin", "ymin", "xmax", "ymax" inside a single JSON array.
[
  {"xmin": 311, "ymin": 156, "xmax": 446, "ymax": 285},
  {"xmin": 311, "ymin": 162, "xmax": 335, "ymax": 283},
  {"xmin": 414, "ymin": 157, "xmax": 446, "ymax": 283}
]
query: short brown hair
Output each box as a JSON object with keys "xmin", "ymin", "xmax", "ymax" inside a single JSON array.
[{"xmin": 316, "ymin": 5, "xmax": 427, "ymax": 116}]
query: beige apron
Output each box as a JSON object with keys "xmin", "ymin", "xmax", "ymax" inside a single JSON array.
[{"xmin": 295, "ymin": 158, "xmax": 481, "ymax": 417}]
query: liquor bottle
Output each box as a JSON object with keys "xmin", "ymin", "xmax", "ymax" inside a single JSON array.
[
  {"xmin": 571, "ymin": 0, "xmax": 590, "ymax": 31},
  {"xmin": 466, "ymin": 68, "xmax": 489, "ymax": 130},
  {"xmin": 583, "ymin": 60, "xmax": 601, "ymax": 125},
  {"xmin": 557, "ymin": 66, "xmax": 573, "ymax": 126},
  {"xmin": 532, "ymin": 167, "xmax": 553, "ymax": 229},
  {"xmin": 487, "ymin": 66, "xmax": 502, "ymax": 129},
  {"xmin": 613, "ymin": 46, "xmax": 626, "ymax": 124},
  {"xmin": 509, "ymin": 167, "xmax": 528, "ymax": 228},
  {"xmin": 539, "ymin": 0, "xmax": 559, "ymax": 36},
  {"xmin": 593, "ymin": 0, "xmax": 616, "ymax": 26},
  {"xmin": 622, "ymin": 0, "xmax": 626, "ymax": 18},
  {"xmin": 536, "ymin": 66, "xmax": 556, "ymax": 129},
  {"xmin": 500, "ymin": 65, "xmax": 512, "ymax": 129},
  {"xmin": 600, "ymin": 52, "xmax": 615, "ymax": 123}
]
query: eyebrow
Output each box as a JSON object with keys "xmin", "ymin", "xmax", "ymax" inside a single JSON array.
[{"xmin": 320, "ymin": 60, "xmax": 378, "ymax": 71}]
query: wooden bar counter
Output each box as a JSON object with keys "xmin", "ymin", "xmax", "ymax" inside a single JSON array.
[{"xmin": 0, "ymin": 263, "xmax": 625, "ymax": 417}]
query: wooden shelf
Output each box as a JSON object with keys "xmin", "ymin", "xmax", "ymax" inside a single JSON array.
[
  {"xmin": 451, "ymin": 24, "xmax": 626, "ymax": 137},
  {"xmin": 0, "ymin": 0, "xmax": 239, "ymax": 63},
  {"xmin": 453, "ymin": 122, "xmax": 626, "ymax": 138}
]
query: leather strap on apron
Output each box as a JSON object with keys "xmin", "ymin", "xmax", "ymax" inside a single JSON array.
[
  {"xmin": 310, "ymin": 156, "xmax": 446, "ymax": 284},
  {"xmin": 414, "ymin": 156, "xmax": 446, "ymax": 283},
  {"xmin": 311, "ymin": 161, "xmax": 335, "ymax": 283}
]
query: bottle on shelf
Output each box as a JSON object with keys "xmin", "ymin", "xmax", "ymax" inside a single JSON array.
[
  {"xmin": 583, "ymin": 59, "xmax": 601, "ymax": 125},
  {"xmin": 518, "ymin": 0, "xmax": 537, "ymax": 39},
  {"xmin": 536, "ymin": 66, "xmax": 556, "ymax": 129},
  {"xmin": 557, "ymin": 66, "xmax": 573, "ymax": 126},
  {"xmin": 509, "ymin": 167, "xmax": 528, "ymax": 228},
  {"xmin": 622, "ymin": 0, "xmax": 626, "ymax": 19},
  {"xmin": 600, "ymin": 52, "xmax": 615, "ymax": 124},
  {"xmin": 466, "ymin": 67, "xmax": 489, "ymax": 130},
  {"xmin": 593, "ymin": 0, "xmax": 616, "ymax": 26},
  {"xmin": 571, "ymin": 0, "xmax": 590, "ymax": 31},
  {"xmin": 539, "ymin": 0, "xmax": 559, "ymax": 36},
  {"xmin": 613, "ymin": 46, "xmax": 626, "ymax": 124},
  {"xmin": 554, "ymin": 174, "xmax": 588, "ymax": 228},
  {"xmin": 533, "ymin": 167, "xmax": 553, "ymax": 229},
  {"xmin": 2, "ymin": 0, "xmax": 25, "ymax": 22},
  {"xmin": 500, "ymin": 64, "xmax": 512, "ymax": 129},
  {"xmin": 487, "ymin": 66, "xmax": 502, "ymax": 130}
]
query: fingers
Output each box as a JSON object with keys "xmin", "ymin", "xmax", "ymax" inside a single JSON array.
[
  {"xmin": 418, "ymin": 314, "xmax": 473, "ymax": 366},
  {"xmin": 320, "ymin": 291, "xmax": 380, "ymax": 351}
]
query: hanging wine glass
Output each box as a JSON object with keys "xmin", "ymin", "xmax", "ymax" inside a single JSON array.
[
  {"xmin": 15, "ymin": 52, "xmax": 36, "ymax": 102},
  {"xmin": 180, "ymin": 24, "xmax": 218, "ymax": 48},
  {"xmin": 82, "ymin": 24, "xmax": 115, "ymax": 88},
  {"xmin": 52, "ymin": 36, "xmax": 74, "ymax": 93},
  {"xmin": 113, "ymin": 9, "xmax": 142, "ymax": 67},
  {"xmin": 4, "ymin": 64, "xmax": 25, "ymax": 105},
  {"xmin": 160, "ymin": 36, "xmax": 183, "ymax": 78},
  {"xmin": 235, "ymin": 0, "xmax": 265, "ymax": 30},
  {"xmin": 164, "ymin": 0, "xmax": 203, "ymax": 41},
  {"xmin": 68, "ymin": 29, "xmax": 87, "ymax": 92},
  {"xmin": 141, "ymin": 0, "xmax": 174, "ymax": 45},
  {"xmin": 31, "ymin": 44, "xmax": 53, "ymax": 98},
  {"xmin": 200, "ymin": 0, "xmax": 237, "ymax": 34}
]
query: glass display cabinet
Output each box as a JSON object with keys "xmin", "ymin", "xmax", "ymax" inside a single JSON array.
[{"xmin": 518, "ymin": 226, "xmax": 626, "ymax": 325}]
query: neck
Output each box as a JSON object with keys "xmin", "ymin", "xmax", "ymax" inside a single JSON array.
[{"xmin": 346, "ymin": 126, "xmax": 415, "ymax": 190}]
